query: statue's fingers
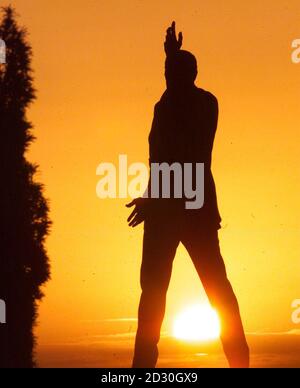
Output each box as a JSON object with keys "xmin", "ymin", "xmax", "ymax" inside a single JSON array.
[
  {"xmin": 178, "ymin": 31, "xmax": 183, "ymax": 47},
  {"xmin": 171, "ymin": 21, "xmax": 176, "ymax": 34},
  {"xmin": 126, "ymin": 199, "xmax": 137, "ymax": 208},
  {"xmin": 127, "ymin": 208, "xmax": 137, "ymax": 223},
  {"xmin": 171, "ymin": 22, "xmax": 176, "ymax": 40},
  {"xmin": 166, "ymin": 26, "xmax": 172, "ymax": 36}
]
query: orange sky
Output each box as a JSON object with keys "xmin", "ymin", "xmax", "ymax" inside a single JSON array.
[{"xmin": 7, "ymin": 0, "xmax": 300, "ymax": 346}]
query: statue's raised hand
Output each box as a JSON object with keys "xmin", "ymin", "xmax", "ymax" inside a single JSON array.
[{"xmin": 164, "ymin": 21, "xmax": 183, "ymax": 56}]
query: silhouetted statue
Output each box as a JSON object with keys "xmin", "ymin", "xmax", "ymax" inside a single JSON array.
[
  {"xmin": 0, "ymin": 6, "xmax": 51, "ymax": 368},
  {"xmin": 127, "ymin": 22, "xmax": 249, "ymax": 368}
]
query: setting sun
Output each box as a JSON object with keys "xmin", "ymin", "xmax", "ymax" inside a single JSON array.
[{"xmin": 173, "ymin": 304, "xmax": 221, "ymax": 342}]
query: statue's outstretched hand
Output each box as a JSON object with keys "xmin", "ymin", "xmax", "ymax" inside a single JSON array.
[
  {"xmin": 164, "ymin": 21, "xmax": 183, "ymax": 56},
  {"xmin": 126, "ymin": 198, "xmax": 151, "ymax": 228}
]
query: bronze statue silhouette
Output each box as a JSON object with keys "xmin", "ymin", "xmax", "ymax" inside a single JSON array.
[{"xmin": 126, "ymin": 22, "xmax": 249, "ymax": 368}]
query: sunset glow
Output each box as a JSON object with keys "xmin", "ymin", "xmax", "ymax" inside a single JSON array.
[{"xmin": 173, "ymin": 304, "xmax": 220, "ymax": 342}]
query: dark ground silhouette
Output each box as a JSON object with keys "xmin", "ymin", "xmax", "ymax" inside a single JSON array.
[
  {"xmin": 0, "ymin": 6, "xmax": 51, "ymax": 368},
  {"xmin": 127, "ymin": 22, "xmax": 249, "ymax": 368}
]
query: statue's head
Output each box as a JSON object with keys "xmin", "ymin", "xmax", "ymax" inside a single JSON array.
[{"xmin": 165, "ymin": 50, "xmax": 197, "ymax": 90}]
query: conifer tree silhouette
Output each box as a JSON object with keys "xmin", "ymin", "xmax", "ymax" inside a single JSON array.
[{"xmin": 0, "ymin": 6, "xmax": 51, "ymax": 368}]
